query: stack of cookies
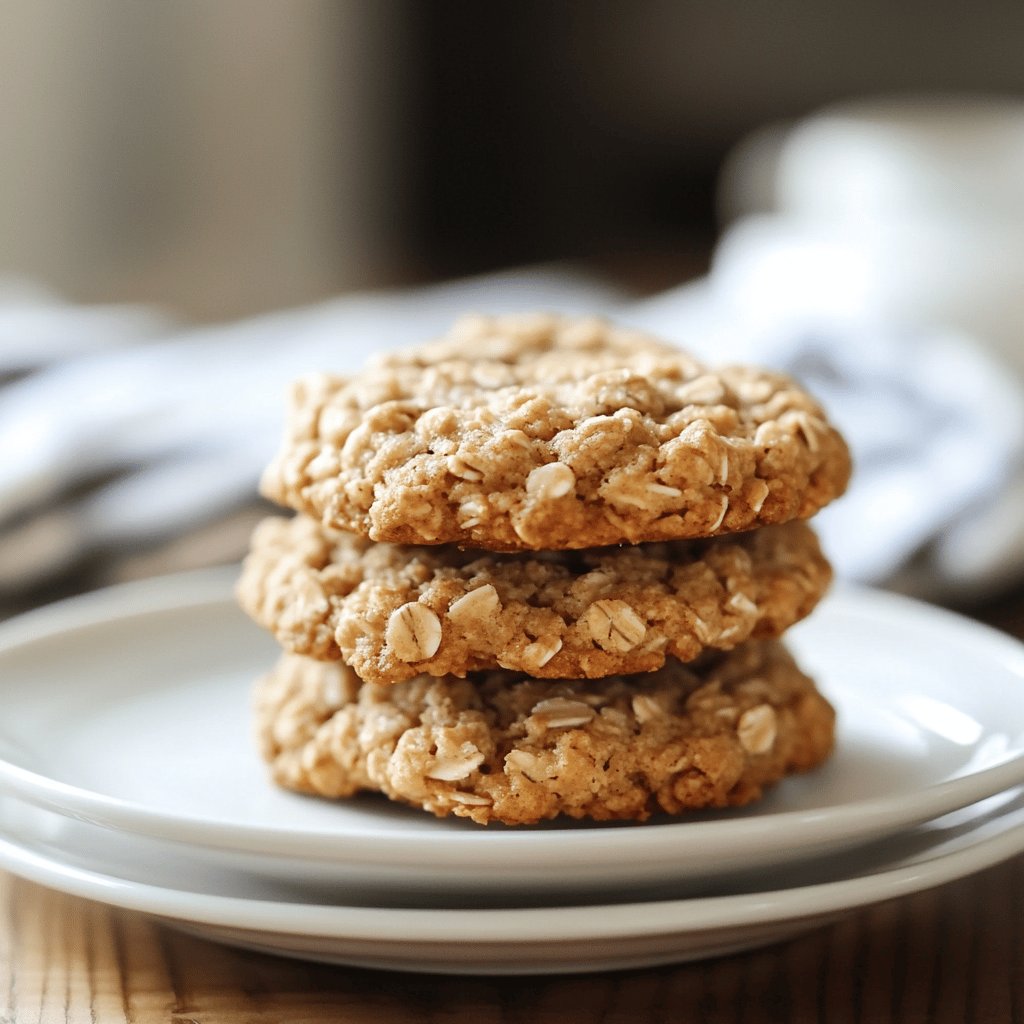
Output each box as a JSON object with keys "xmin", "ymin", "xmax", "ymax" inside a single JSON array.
[{"xmin": 238, "ymin": 314, "xmax": 851, "ymax": 826}]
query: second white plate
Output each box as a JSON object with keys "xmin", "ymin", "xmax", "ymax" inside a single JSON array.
[
  {"xmin": 2, "ymin": 787, "xmax": 1023, "ymax": 974},
  {"xmin": 0, "ymin": 569, "xmax": 1023, "ymax": 898}
]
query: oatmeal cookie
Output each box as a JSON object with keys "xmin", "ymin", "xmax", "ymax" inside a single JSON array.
[
  {"xmin": 260, "ymin": 313, "xmax": 851, "ymax": 550},
  {"xmin": 238, "ymin": 515, "xmax": 831, "ymax": 685},
  {"xmin": 254, "ymin": 641, "xmax": 836, "ymax": 826}
]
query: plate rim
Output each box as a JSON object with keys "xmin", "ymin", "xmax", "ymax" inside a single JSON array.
[
  {"xmin": 0, "ymin": 799, "xmax": 1023, "ymax": 945},
  {"xmin": 1, "ymin": 567, "xmax": 1024, "ymax": 871}
]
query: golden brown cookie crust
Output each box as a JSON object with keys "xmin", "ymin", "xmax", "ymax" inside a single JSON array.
[
  {"xmin": 253, "ymin": 641, "xmax": 836, "ymax": 826},
  {"xmin": 238, "ymin": 515, "xmax": 832, "ymax": 685},
  {"xmin": 260, "ymin": 314, "xmax": 852, "ymax": 551}
]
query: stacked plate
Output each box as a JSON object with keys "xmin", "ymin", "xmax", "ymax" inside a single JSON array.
[{"xmin": 2, "ymin": 568, "xmax": 1024, "ymax": 975}]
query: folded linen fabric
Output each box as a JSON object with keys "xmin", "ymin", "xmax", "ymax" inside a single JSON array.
[
  {"xmin": 622, "ymin": 276, "xmax": 1024, "ymax": 598},
  {"xmin": 0, "ymin": 268, "xmax": 625, "ymax": 592}
]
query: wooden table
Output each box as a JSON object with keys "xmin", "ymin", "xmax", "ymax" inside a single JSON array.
[{"xmin": 2, "ymin": 587, "xmax": 1023, "ymax": 1023}]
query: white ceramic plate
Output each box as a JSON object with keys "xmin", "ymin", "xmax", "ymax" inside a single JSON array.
[
  {"xmin": 1, "ymin": 788, "xmax": 1023, "ymax": 974},
  {"xmin": 3, "ymin": 784, "xmax": 1021, "ymax": 907},
  {"xmin": 1, "ymin": 569, "xmax": 1023, "ymax": 899}
]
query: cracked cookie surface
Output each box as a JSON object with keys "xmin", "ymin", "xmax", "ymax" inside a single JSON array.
[
  {"xmin": 253, "ymin": 640, "xmax": 836, "ymax": 826},
  {"xmin": 238, "ymin": 515, "xmax": 832, "ymax": 685},
  {"xmin": 260, "ymin": 313, "xmax": 852, "ymax": 550}
]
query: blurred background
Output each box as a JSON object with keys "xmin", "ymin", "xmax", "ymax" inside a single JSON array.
[
  {"xmin": 2, "ymin": 0, "xmax": 1024, "ymax": 620},
  {"xmin": 8, "ymin": 0, "xmax": 1024, "ymax": 316}
]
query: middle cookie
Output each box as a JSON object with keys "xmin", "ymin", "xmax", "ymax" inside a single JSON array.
[{"xmin": 239, "ymin": 515, "xmax": 831, "ymax": 686}]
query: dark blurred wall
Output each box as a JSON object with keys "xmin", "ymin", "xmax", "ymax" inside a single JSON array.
[{"xmin": 404, "ymin": 1, "xmax": 1024, "ymax": 277}]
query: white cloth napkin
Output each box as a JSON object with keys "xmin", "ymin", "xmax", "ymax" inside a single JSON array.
[
  {"xmin": 0, "ymin": 268, "xmax": 625, "ymax": 591},
  {"xmin": 2, "ymin": 259, "xmax": 1022, "ymax": 601},
  {"xmin": 620, "ymin": 268, "xmax": 1024, "ymax": 599}
]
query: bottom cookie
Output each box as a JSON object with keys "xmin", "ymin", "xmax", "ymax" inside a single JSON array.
[{"xmin": 254, "ymin": 642, "xmax": 835, "ymax": 826}]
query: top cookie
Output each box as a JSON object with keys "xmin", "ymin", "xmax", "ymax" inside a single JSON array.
[{"xmin": 261, "ymin": 313, "xmax": 852, "ymax": 551}]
